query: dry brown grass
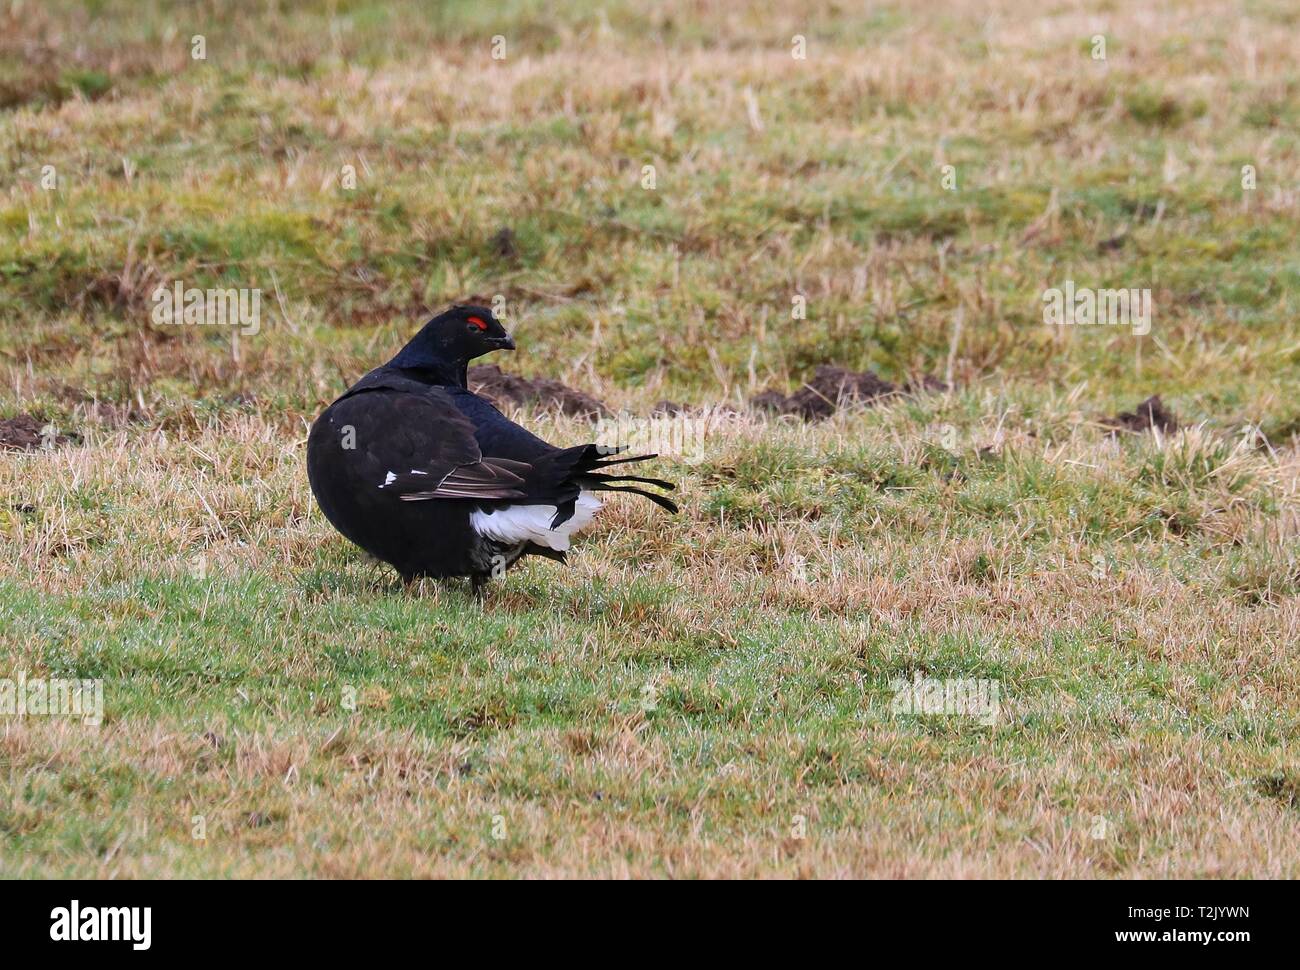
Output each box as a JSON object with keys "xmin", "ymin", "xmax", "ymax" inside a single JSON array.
[{"xmin": 3, "ymin": 398, "xmax": 1298, "ymax": 877}]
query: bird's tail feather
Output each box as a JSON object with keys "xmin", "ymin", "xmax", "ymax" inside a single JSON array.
[
  {"xmin": 580, "ymin": 451, "xmax": 677, "ymax": 512},
  {"xmin": 585, "ymin": 483, "xmax": 679, "ymax": 514},
  {"xmin": 585, "ymin": 449, "xmax": 658, "ymax": 469},
  {"xmin": 544, "ymin": 448, "xmax": 679, "ymax": 523},
  {"xmin": 584, "ymin": 471, "xmax": 676, "ymax": 490}
]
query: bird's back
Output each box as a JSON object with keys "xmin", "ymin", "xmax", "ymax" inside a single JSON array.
[{"xmin": 441, "ymin": 385, "xmax": 559, "ymax": 461}]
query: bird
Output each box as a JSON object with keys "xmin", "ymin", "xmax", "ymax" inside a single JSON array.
[{"xmin": 307, "ymin": 304, "xmax": 677, "ymax": 594}]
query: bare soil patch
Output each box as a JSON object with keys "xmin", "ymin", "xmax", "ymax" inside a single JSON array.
[
  {"xmin": 1104, "ymin": 395, "xmax": 1180, "ymax": 434},
  {"xmin": 0, "ymin": 414, "xmax": 57, "ymax": 451},
  {"xmin": 752, "ymin": 365, "xmax": 945, "ymax": 420},
  {"xmin": 468, "ymin": 364, "xmax": 610, "ymax": 419}
]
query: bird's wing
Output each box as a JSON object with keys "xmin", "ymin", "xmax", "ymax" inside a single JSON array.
[
  {"xmin": 443, "ymin": 387, "xmax": 677, "ymax": 517},
  {"xmin": 323, "ymin": 382, "xmax": 532, "ymax": 501},
  {"xmin": 395, "ymin": 455, "xmax": 532, "ymax": 501}
]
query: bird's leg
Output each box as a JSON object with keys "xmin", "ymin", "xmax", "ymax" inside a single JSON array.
[
  {"xmin": 402, "ymin": 573, "xmax": 437, "ymax": 596},
  {"xmin": 470, "ymin": 574, "xmax": 490, "ymax": 600}
]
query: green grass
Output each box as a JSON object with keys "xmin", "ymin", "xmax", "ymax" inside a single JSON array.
[{"xmin": 1, "ymin": 0, "xmax": 1299, "ymax": 877}]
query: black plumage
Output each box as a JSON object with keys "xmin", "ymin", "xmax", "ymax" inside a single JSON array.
[{"xmin": 307, "ymin": 305, "xmax": 676, "ymax": 591}]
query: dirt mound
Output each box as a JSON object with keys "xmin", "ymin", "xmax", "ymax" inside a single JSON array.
[
  {"xmin": 490, "ymin": 227, "xmax": 519, "ymax": 262},
  {"xmin": 651, "ymin": 400, "xmax": 690, "ymax": 417},
  {"xmin": 1104, "ymin": 395, "xmax": 1179, "ymax": 434},
  {"xmin": 468, "ymin": 364, "xmax": 609, "ymax": 419},
  {"xmin": 0, "ymin": 414, "xmax": 68, "ymax": 451},
  {"xmin": 752, "ymin": 365, "xmax": 905, "ymax": 419}
]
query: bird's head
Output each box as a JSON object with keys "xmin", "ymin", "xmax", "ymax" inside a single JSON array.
[{"xmin": 387, "ymin": 304, "xmax": 515, "ymax": 373}]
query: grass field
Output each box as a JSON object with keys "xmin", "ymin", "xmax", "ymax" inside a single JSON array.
[{"xmin": 2, "ymin": 0, "xmax": 1299, "ymax": 877}]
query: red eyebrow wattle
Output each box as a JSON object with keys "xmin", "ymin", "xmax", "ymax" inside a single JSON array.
[{"xmin": 467, "ymin": 316, "xmax": 488, "ymax": 330}]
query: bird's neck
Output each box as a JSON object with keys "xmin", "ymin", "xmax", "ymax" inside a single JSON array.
[{"xmin": 388, "ymin": 359, "xmax": 468, "ymax": 388}]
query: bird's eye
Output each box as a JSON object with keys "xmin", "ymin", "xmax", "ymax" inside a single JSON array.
[{"xmin": 466, "ymin": 316, "xmax": 488, "ymax": 331}]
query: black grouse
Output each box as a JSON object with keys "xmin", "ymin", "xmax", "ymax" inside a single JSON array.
[{"xmin": 307, "ymin": 305, "xmax": 676, "ymax": 592}]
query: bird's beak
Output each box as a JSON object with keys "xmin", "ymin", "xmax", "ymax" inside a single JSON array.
[{"xmin": 491, "ymin": 332, "xmax": 516, "ymax": 351}]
